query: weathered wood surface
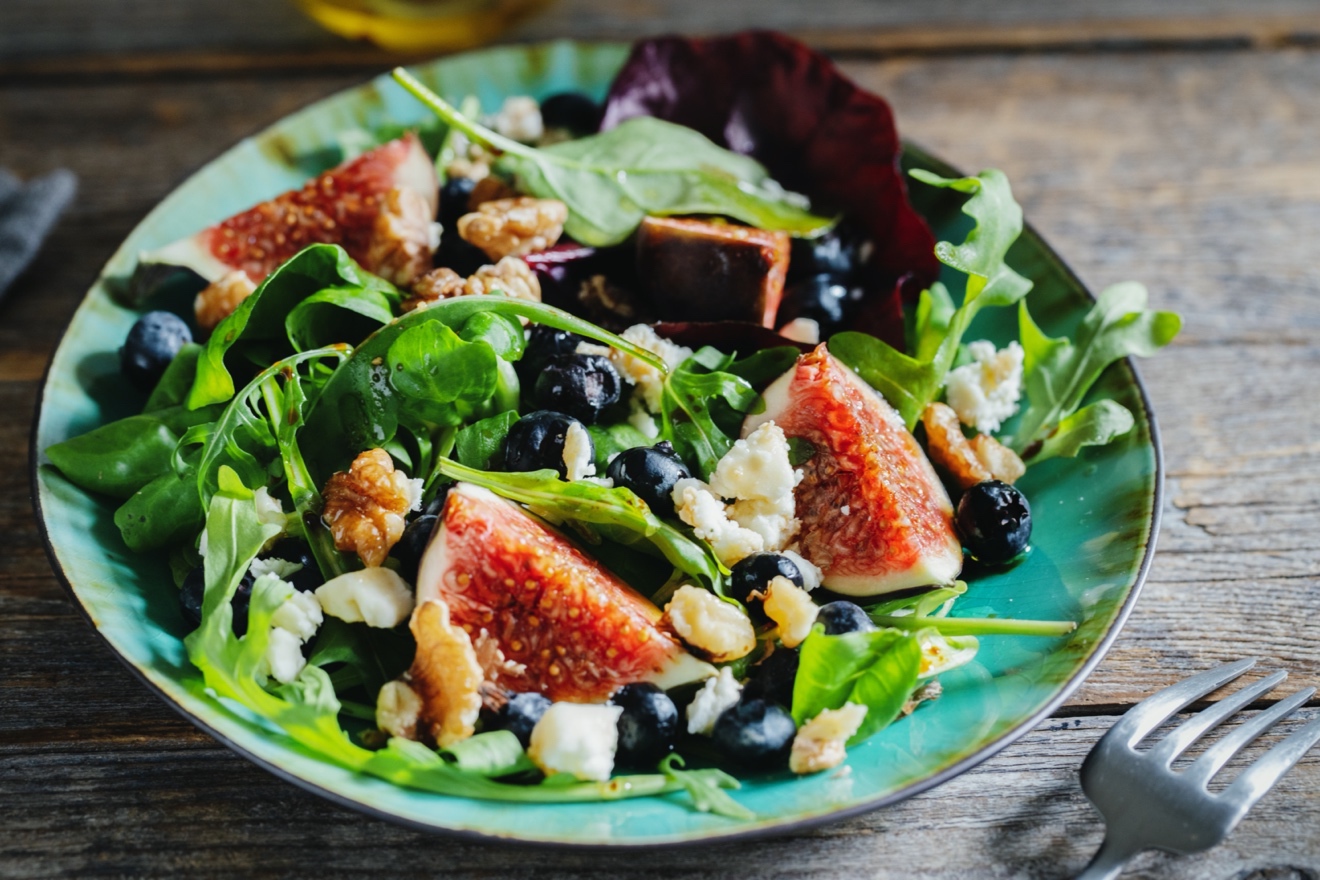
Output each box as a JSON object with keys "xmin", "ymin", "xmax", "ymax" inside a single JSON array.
[{"xmin": 3, "ymin": 3, "xmax": 1320, "ymax": 875}]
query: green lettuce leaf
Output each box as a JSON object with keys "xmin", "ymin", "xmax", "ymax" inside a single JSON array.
[
  {"xmin": 392, "ymin": 68, "xmax": 832, "ymax": 247},
  {"xmin": 1013, "ymin": 281, "xmax": 1180, "ymax": 459}
]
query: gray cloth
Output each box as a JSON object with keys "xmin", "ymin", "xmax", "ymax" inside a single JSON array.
[{"xmin": 0, "ymin": 168, "xmax": 78, "ymax": 300}]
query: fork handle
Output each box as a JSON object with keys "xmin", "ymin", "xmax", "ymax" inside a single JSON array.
[{"xmin": 1074, "ymin": 835, "xmax": 1141, "ymax": 880}]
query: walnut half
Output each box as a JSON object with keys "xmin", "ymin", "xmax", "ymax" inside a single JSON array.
[
  {"xmin": 403, "ymin": 256, "xmax": 541, "ymax": 312},
  {"xmin": 321, "ymin": 448, "xmax": 421, "ymax": 567},
  {"xmin": 457, "ymin": 197, "xmax": 567, "ymax": 261}
]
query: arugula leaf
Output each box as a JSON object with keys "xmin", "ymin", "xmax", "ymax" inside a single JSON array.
[
  {"xmin": 440, "ymin": 731, "xmax": 536, "ymax": 777},
  {"xmin": 830, "ymin": 170, "xmax": 1033, "ymax": 428},
  {"xmin": 791, "ymin": 627, "xmax": 922, "ymax": 744},
  {"xmin": 454, "ymin": 411, "xmax": 518, "ymax": 470},
  {"xmin": 659, "ymin": 754, "xmax": 755, "ymax": 820},
  {"xmin": 659, "ymin": 347, "xmax": 762, "ymax": 480},
  {"xmin": 392, "ymin": 68, "xmax": 832, "ymax": 247},
  {"xmin": 189, "ymin": 245, "xmax": 399, "ymax": 409},
  {"xmin": 1013, "ymin": 282, "xmax": 1180, "ymax": 458},
  {"xmin": 435, "ymin": 458, "xmax": 726, "ymax": 593}
]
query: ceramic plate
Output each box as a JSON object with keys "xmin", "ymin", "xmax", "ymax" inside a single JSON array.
[{"xmin": 33, "ymin": 40, "xmax": 1161, "ymax": 847}]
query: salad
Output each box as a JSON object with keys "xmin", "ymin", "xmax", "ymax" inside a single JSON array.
[{"xmin": 44, "ymin": 33, "xmax": 1181, "ymax": 820}]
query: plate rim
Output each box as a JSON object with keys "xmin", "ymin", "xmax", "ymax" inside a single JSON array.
[{"xmin": 28, "ymin": 41, "xmax": 1164, "ymax": 849}]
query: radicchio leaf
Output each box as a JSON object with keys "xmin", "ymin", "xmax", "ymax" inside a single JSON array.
[{"xmin": 600, "ymin": 31, "xmax": 940, "ymax": 350}]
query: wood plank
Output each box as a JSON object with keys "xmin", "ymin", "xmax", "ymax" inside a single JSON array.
[
  {"xmin": 3, "ymin": 710, "xmax": 1318, "ymax": 876},
  {"xmin": 4, "ymin": 1, "xmax": 1320, "ymax": 77}
]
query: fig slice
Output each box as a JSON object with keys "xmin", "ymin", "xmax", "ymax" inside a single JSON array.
[
  {"xmin": 134, "ymin": 134, "xmax": 438, "ymax": 299},
  {"xmin": 744, "ymin": 345, "xmax": 962, "ymax": 596},
  {"xmin": 415, "ymin": 483, "xmax": 714, "ymax": 702}
]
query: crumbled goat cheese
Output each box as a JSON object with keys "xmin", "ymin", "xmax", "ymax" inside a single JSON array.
[
  {"xmin": 664, "ymin": 584, "xmax": 756, "ymax": 663},
  {"xmin": 270, "ymin": 588, "xmax": 323, "ymax": 642},
  {"xmin": 253, "ymin": 486, "xmax": 287, "ymax": 528},
  {"xmin": 945, "ymin": 340, "xmax": 1024, "ymax": 434},
  {"xmin": 315, "ymin": 567, "xmax": 415, "ymax": 628},
  {"xmin": 627, "ymin": 406, "xmax": 660, "ymax": 439},
  {"xmin": 671, "ymin": 477, "xmax": 765, "ymax": 567},
  {"xmin": 575, "ymin": 340, "xmax": 612, "ymax": 357},
  {"xmin": 254, "ymin": 572, "xmax": 323, "ymax": 685},
  {"xmin": 686, "ymin": 667, "xmax": 743, "ymax": 736},
  {"xmin": 609, "ymin": 324, "xmax": 694, "ymax": 412},
  {"xmin": 763, "ymin": 575, "xmax": 819, "ymax": 649},
  {"xmin": 562, "ymin": 421, "xmax": 596, "ymax": 482},
  {"xmin": 582, "ymin": 476, "xmax": 615, "ymax": 489},
  {"xmin": 782, "ymin": 549, "xmax": 823, "ymax": 591},
  {"xmin": 249, "ymin": 556, "xmax": 302, "ymax": 581},
  {"xmin": 528, "ymin": 702, "xmax": 623, "ymax": 782},
  {"xmin": 376, "ymin": 679, "xmax": 423, "ymax": 740},
  {"xmin": 778, "ymin": 317, "xmax": 821, "ymax": 345},
  {"xmin": 710, "ymin": 422, "xmax": 803, "ymax": 551},
  {"xmin": 264, "ymin": 627, "xmax": 307, "ymax": 685},
  {"xmin": 790, "ymin": 703, "xmax": 868, "ymax": 775},
  {"xmin": 489, "ymin": 96, "xmax": 543, "ymax": 144}
]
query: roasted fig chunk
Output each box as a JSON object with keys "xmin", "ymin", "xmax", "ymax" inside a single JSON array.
[{"xmin": 635, "ymin": 217, "xmax": 790, "ymax": 327}]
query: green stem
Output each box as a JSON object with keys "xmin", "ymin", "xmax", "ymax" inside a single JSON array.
[
  {"xmin": 871, "ymin": 615, "xmax": 1077, "ymax": 637},
  {"xmin": 392, "ymin": 68, "xmax": 531, "ymax": 158}
]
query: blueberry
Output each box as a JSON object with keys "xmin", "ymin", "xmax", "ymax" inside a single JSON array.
[
  {"xmin": 532, "ymin": 353, "xmax": 622, "ymax": 425},
  {"xmin": 743, "ymin": 646, "xmax": 800, "ymax": 710},
  {"xmin": 605, "ymin": 441, "xmax": 691, "ymax": 518},
  {"xmin": 539, "ymin": 92, "xmax": 603, "ymax": 135},
  {"xmin": 728, "ymin": 553, "xmax": 804, "ymax": 608},
  {"xmin": 816, "ymin": 601, "xmax": 875, "ymax": 636},
  {"xmin": 502, "ymin": 410, "xmax": 588, "ymax": 478},
  {"xmin": 121, "ymin": 311, "xmax": 192, "ymax": 392},
  {"xmin": 264, "ymin": 537, "xmax": 324, "ymax": 593},
  {"xmin": 488, "ymin": 692, "xmax": 553, "ymax": 748},
  {"xmin": 392, "ymin": 514, "xmax": 438, "ymax": 584},
  {"xmin": 517, "ymin": 324, "xmax": 586, "ymax": 386},
  {"xmin": 956, "ymin": 480, "xmax": 1032, "ymax": 565},
  {"xmin": 776, "ymin": 275, "xmax": 856, "ymax": 337},
  {"xmin": 711, "ymin": 698, "xmax": 797, "ymax": 770},
  {"xmin": 610, "ymin": 683, "xmax": 679, "ymax": 769},
  {"xmin": 439, "ymin": 175, "xmax": 477, "ymax": 231},
  {"xmin": 788, "ymin": 226, "xmax": 863, "ymax": 280},
  {"xmin": 179, "ymin": 565, "xmax": 254, "ymax": 636}
]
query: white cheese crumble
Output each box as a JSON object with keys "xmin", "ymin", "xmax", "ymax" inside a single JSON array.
[
  {"xmin": 671, "ymin": 477, "xmax": 765, "ymax": 566},
  {"xmin": 762, "ymin": 575, "xmax": 818, "ymax": 649},
  {"xmin": 789, "ymin": 702, "xmax": 868, "ymax": 775},
  {"xmin": 778, "ymin": 317, "xmax": 821, "ymax": 345},
  {"xmin": 710, "ymin": 422, "xmax": 803, "ymax": 552},
  {"xmin": 782, "ymin": 549, "xmax": 823, "ymax": 591},
  {"xmin": 253, "ymin": 486, "xmax": 287, "ymax": 527},
  {"xmin": 315, "ymin": 567, "xmax": 415, "ymax": 628},
  {"xmin": 945, "ymin": 340, "xmax": 1024, "ymax": 434},
  {"xmin": 528, "ymin": 702, "xmax": 623, "ymax": 782},
  {"xmin": 249, "ymin": 556, "xmax": 302, "ymax": 581},
  {"xmin": 264, "ymin": 627, "xmax": 307, "ymax": 685},
  {"xmin": 627, "ymin": 406, "xmax": 660, "ymax": 439},
  {"xmin": 376, "ymin": 679, "xmax": 423, "ymax": 740},
  {"xmin": 562, "ymin": 421, "xmax": 596, "ymax": 482},
  {"xmin": 253, "ymin": 572, "xmax": 323, "ymax": 685},
  {"xmin": 686, "ymin": 667, "xmax": 743, "ymax": 736},
  {"xmin": 664, "ymin": 584, "xmax": 756, "ymax": 663},
  {"xmin": 489, "ymin": 96, "xmax": 543, "ymax": 144},
  {"xmin": 609, "ymin": 324, "xmax": 694, "ymax": 412},
  {"xmin": 270, "ymin": 588, "xmax": 323, "ymax": 642}
]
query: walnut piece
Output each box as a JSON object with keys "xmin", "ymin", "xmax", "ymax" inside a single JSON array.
[
  {"xmin": 321, "ymin": 448, "xmax": 420, "ymax": 567},
  {"xmin": 409, "ymin": 598, "xmax": 484, "ymax": 747},
  {"xmin": 364, "ymin": 187, "xmax": 440, "ymax": 288},
  {"xmin": 194, "ymin": 270, "xmax": 257, "ymax": 331},
  {"xmin": 466, "ymin": 175, "xmax": 516, "ymax": 209},
  {"xmin": 457, "ymin": 197, "xmax": 567, "ymax": 260},
  {"xmin": 921, "ymin": 402, "xmax": 1025, "ymax": 489},
  {"xmin": 402, "ymin": 256, "xmax": 541, "ymax": 312},
  {"xmin": 789, "ymin": 703, "xmax": 868, "ymax": 775}
]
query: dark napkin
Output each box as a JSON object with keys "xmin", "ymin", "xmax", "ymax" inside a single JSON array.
[{"xmin": 0, "ymin": 168, "xmax": 78, "ymax": 301}]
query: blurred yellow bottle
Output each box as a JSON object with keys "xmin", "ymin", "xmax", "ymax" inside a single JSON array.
[{"xmin": 293, "ymin": 0, "xmax": 550, "ymax": 53}]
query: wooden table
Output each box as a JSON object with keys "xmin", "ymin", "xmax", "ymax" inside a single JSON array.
[{"xmin": 4, "ymin": 2, "xmax": 1320, "ymax": 876}]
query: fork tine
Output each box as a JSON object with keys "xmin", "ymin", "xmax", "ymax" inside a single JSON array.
[
  {"xmin": 1147, "ymin": 670, "xmax": 1288, "ymax": 765},
  {"xmin": 1184, "ymin": 687, "xmax": 1316, "ymax": 787},
  {"xmin": 1103, "ymin": 658, "xmax": 1257, "ymax": 749},
  {"xmin": 1221, "ymin": 710, "xmax": 1320, "ymax": 815}
]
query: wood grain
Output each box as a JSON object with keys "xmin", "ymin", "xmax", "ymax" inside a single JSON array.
[{"xmin": 4, "ymin": 29, "xmax": 1320, "ymax": 878}]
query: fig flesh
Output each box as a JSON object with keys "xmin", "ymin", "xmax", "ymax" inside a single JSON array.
[{"xmin": 744, "ymin": 345, "xmax": 962, "ymax": 595}]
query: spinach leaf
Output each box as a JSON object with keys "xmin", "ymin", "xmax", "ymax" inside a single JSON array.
[
  {"xmin": 286, "ymin": 285, "xmax": 397, "ymax": 353},
  {"xmin": 46, "ymin": 414, "xmax": 179, "ymax": 499},
  {"xmin": 1012, "ymin": 282, "xmax": 1180, "ymax": 458},
  {"xmin": 386, "ymin": 322, "xmax": 500, "ymax": 429},
  {"xmin": 392, "ymin": 68, "xmax": 832, "ymax": 247},
  {"xmin": 113, "ymin": 466, "xmax": 205, "ymax": 553},
  {"xmin": 454, "ymin": 411, "xmax": 518, "ymax": 470},
  {"xmin": 830, "ymin": 170, "xmax": 1033, "ymax": 428},
  {"xmin": 144, "ymin": 342, "xmax": 203, "ymax": 411},
  {"xmin": 791, "ymin": 627, "xmax": 922, "ymax": 744},
  {"xmin": 306, "ymin": 617, "xmax": 414, "ymax": 697},
  {"xmin": 435, "ymin": 458, "xmax": 725, "ymax": 593},
  {"xmin": 587, "ymin": 422, "xmax": 655, "ymax": 472},
  {"xmin": 189, "ymin": 245, "xmax": 398, "ymax": 409}
]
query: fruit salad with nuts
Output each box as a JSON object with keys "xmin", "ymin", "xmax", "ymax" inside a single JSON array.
[{"xmin": 46, "ymin": 32, "xmax": 1179, "ymax": 818}]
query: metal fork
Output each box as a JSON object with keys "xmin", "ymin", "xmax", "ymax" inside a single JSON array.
[{"xmin": 1076, "ymin": 658, "xmax": 1320, "ymax": 880}]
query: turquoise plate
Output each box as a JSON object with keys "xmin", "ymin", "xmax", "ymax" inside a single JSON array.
[{"xmin": 32, "ymin": 41, "xmax": 1161, "ymax": 846}]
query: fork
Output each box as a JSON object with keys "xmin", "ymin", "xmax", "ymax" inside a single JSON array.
[{"xmin": 1075, "ymin": 658, "xmax": 1320, "ymax": 880}]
